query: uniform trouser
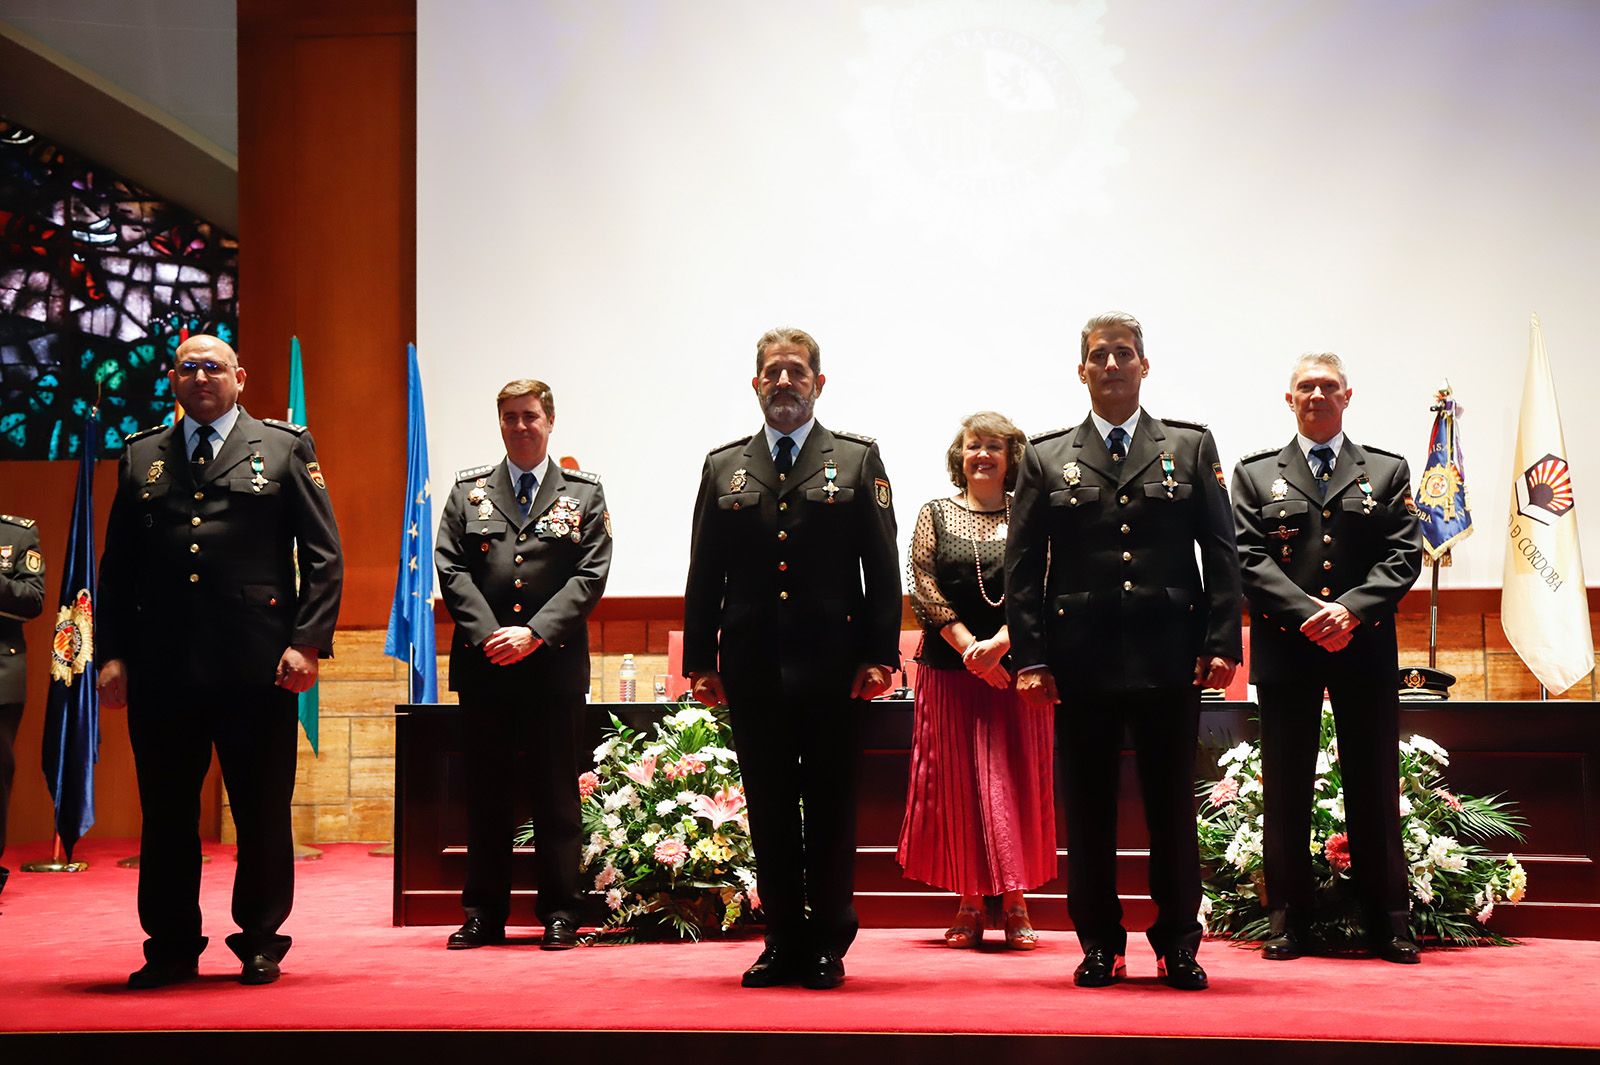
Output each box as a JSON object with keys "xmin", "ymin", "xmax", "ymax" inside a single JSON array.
[
  {"xmin": 0, "ymin": 700, "xmax": 21, "ymax": 863},
  {"xmin": 1258, "ymin": 676, "xmax": 1409, "ymax": 941},
  {"xmin": 457, "ymin": 690, "xmax": 583, "ymax": 926},
  {"xmin": 128, "ymin": 682, "xmax": 299, "ymax": 965},
  {"xmin": 1060, "ymin": 685, "xmax": 1203, "ymax": 958},
  {"xmin": 729, "ymin": 689, "xmax": 863, "ymax": 957}
]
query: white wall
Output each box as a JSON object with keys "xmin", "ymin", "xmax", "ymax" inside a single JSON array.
[{"xmin": 419, "ymin": 0, "xmax": 1600, "ymax": 595}]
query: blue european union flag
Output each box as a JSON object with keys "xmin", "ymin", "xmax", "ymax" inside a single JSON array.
[
  {"xmin": 43, "ymin": 411, "xmax": 100, "ymax": 858},
  {"xmin": 1416, "ymin": 386, "xmax": 1473, "ymax": 561},
  {"xmin": 384, "ymin": 343, "xmax": 438, "ymax": 702}
]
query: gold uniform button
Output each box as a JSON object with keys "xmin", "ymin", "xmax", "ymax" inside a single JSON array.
[
  {"xmin": 514, "ymin": 555, "xmax": 524, "ymax": 565},
  {"xmin": 190, "ymin": 516, "xmax": 201, "ymax": 526},
  {"xmin": 189, "ymin": 543, "xmax": 199, "ymax": 554},
  {"xmin": 779, "ymin": 591, "xmax": 789, "ymax": 601},
  {"xmin": 777, "ymin": 530, "xmax": 788, "ymax": 541},
  {"xmin": 141, "ymin": 491, "xmax": 150, "ymax": 499},
  {"xmin": 194, "ymin": 491, "xmax": 204, "ymax": 501},
  {"xmin": 1123, "ymin": 580, "xmax": 1133, "ymax": 591},
  {"xmin": 269, "ymin": 597, "xmax": 278, "ymax": 606},
  {"xmin": 1070, "ymin": 497, "xmax": 1079, "ymax": 507},
  {"xmin": 1320, "ymin": 586, "xmax": 1332, "ymax": 596},
  {"xmin": 1057, "ymin": 607, "xmax": 1065, "ymax": 616},
  {"xmin": 1120, "ymin": 524, "xmax": 1130, "ymax": 534},
  {"xmin": 1322, "ymin": 509, "xmax": 1332, "ymax": 518},
  {"xmin": 1121, "ymin": 551, "xmax": 1132, "ymax": 562},
  {"xmin": 1119, "ymin": 494, "xmax": 1129, "ymax": 504},
  {"xmin": 513, "ymin": 603, "xmax": 522, "ymax": 613},
  {"xmin": 1322, "ymin": 534, "xmax": 1333, "ymax": 544},
  {"xmin": 1322, "ymin": 560, "xmax": 1333, "ymax": 571},
  {"xmin": 732, "ymin": 502, "xmax": 741, "ymax": 510},
  {"xmin": 779, "ymin": 501, "xmax": 788, "ymax": 511},
  {"xmin": 514, "ymin": 578, "xmax": 524, "ymax": 588},
  {"xmin": 1278, "ymin": 509, "xmax": 1287, "ymax": 518},
  {"xmin": 518, "ymin": 533, "xmax": 528, "ymax": 542},
  {"xmin": 778, "ymin": 561, "xmax": 788, "ymax": 571},
  {"xmin": 189, "ymin": 573, "xmax": 199, "ymax": 583}
]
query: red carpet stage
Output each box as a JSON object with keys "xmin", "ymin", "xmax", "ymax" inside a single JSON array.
[{"xmin": 3, "ymin": 838, "xmax": 1598, "ymax": 1063}]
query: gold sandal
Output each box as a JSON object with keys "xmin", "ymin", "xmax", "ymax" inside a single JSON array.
[
  {"xmin": 945, "ymin": 908, "xmax": 984, "ymax": 948},
  {"xmin": 1004, "ymin": 909, "xmax": 1038, "ymax": 951}
]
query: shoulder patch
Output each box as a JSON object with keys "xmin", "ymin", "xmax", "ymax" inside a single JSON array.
[
  {"xmin": 1239, "ymin": 448, "xmax": 1279, "ymax": 464},
  {"xmin": 1028, "ymin": 426, "xmax": 1071, "ymax": 443},
  {"xmin": 564, "ymin": 468, "xmax": 601, "ymax": 484},
  {"xmin": 0, "ymin": 514, "xmax": 37, "ymax": 529},
  {"xmin": 832, "ymin": 429, "xmax": 877, "ymax": 445},
  {"xmin": 123, "ymin": 424, "xmax": 167, "ymax": 443},
  {"xmin": 456, "ymin": 464, "xmax": 497, "ymax": 482},
  {"xmin": 262, "ymin": 418, "xmax": 308, "ymax": 435},
  {"xmin": 710, "ymin": 436, "xmax": 752, "ymax": 455},
  {"xmin": 1363, "ymin": 444, "xmax": 1404, "ymax": 460},
  {"xmin": 1162, "ymin": 417, "xmax": 1208, "ymax": 431}
]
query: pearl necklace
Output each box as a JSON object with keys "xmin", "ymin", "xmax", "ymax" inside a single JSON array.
[{"xmin": 966, "ymin": 494, "xmax": 1010, "ymax": 608}]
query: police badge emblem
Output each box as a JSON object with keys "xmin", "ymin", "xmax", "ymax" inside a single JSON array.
[
  {"xmin": 146, "ymin": 460, "xmax": 166, "ymax": 484},
  {"xmin": 1063, "ymin": 461, "xmax": 1081, "ymax": 487},
  {"xmin": 306, "ymin": 462, "xmax": 327, "ymax": 489},
  {"xmin": 874, "ymin": 478, "xmax": 891, "ymax": 509},
  {"xmin": 730, "ymin": 468, "xmax": 748, "ymax": 493},
  {"xmin": 1270, "ymin": 477, "xmax": 1289, "ymax": 500}
]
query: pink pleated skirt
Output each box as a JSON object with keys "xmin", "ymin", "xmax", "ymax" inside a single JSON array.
[{"xmin": 896, "ymin": 665, "xmax": 1058, "ymax": 895}]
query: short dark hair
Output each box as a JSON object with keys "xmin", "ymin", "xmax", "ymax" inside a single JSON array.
[
  {"xmin": 755, "ymin": 327, "xmax": 821, "ymax": 375},
  {"xmin": 945, "ymin": 411, "xmax": 1026, "ymax": 491},
  {"xmin": 496, "ymin": 378, "xmax": 554, "ymax": 419},
  {"xmin": 1080, "ymin": 312, "xmax": 1145, "ymax": 363}
]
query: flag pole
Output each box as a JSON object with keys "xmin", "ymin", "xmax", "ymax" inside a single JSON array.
[{"xmin": 21, "ymin": 834, "xmax": 89, "ymax": 873}]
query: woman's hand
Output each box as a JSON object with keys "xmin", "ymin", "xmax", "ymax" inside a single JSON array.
[{"xmin": 962, "ymin": 636, "xmax": 1007, "ymax": 676}]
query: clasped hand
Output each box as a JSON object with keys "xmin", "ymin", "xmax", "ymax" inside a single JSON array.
[
  {"xmin": 1301, "ymin": 597, "xmax": 1359, "ymax": 653},
  {"xmin": 962, "ymin": 636, "xmax": 1012, "ymax": 689},
  {"xmin": 483, "ymin": 626, "xmax": 542, "ymax": 665}
]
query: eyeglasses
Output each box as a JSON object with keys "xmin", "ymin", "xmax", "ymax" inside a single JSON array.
[{"xmin": 176, "ymin": 359, "xmax": 235, "ymax": 377}]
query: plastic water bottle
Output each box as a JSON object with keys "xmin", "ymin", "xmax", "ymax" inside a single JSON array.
[{"xmin": 618, "ymin": 654, "xmax": 637, "ymax": 703}]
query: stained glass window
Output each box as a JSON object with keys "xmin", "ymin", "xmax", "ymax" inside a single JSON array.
[{"xmin": 0, "ymin": 116, "xmax": 238, "ymax": 459}]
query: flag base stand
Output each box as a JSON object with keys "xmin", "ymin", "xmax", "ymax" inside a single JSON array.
[
  {"xmin": 368, "ymin": 843, "xmax": 394, "ymax": 857},
  {"xmin": 294, "ymin": 842, "xmax": 322, "ymax": 862},
  {"xmin": 22, "ymin": 835, "xmax": 89, "ymax": 872}
]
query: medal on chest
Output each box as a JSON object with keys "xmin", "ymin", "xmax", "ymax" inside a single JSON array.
[
  {"xmin": 537, "ymin": 495, "xmax": 584, "ymax": 542},
  {"xmin": 1160, "ymin": 452, "xmax": 1177, "ymax": 498},
  {"xmin": 1357, "ymin": 474, "xmax": 1376, "ymax": 514},
  {"xmin": 250, "ymin": 452, "xmax": 268, "ymax": 493},
  {"xmin": 822, "ymin": 460, "xmax": 839, "ymax": 502}
]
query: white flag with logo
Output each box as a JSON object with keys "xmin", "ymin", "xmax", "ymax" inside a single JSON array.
[{"xmin": 1501, "ymin": 313, "xmax": 1594, "ymax": 694}]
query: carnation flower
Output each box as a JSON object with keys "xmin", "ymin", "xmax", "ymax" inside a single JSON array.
[
  {"xmin": 577, "ymin": 771, "xmax": 600, "ymax": 799},
  {"xmin": 605, "ymin": 888, "xmax": 624, "ymax": 911},
  {"xmin": 1207, "ymin": 777, "xmax": 1240, "ymax": 806},
  {"xmin": 653, "ymin": 838, "xmax": 690, "ymax": 869},
  {"xmin": 1323, "ymin": 832, "xmax": 1352, "ymax": 873},
  {"xmin": 593, "ymin": 738, "xmax": 617, "ymax": 763},
  {"xmin": 1218, "ymin": 741, "xmax": 1252, "ymax": 768},
  {"xmin": 594, "ymin": 864, "xmax": 618, "ymax": 890},
  {"xmin": 602, "ymin": 785, "xmax": 637, "ymax": 812},
  {"xmin": 1413, "ymin": 871, "xmax": 1435, "ymax": 904},
  {"xmin": 1407, "ymin": 734, "xmax": 1450, "ymax": 765},
  {"xmin": 655, "ymin": 799, "xmax": 678, "ymax": 816},
  {"xmin": 1316, "ymin": 792, "xmax": 1345, "ymax": 822},
  {"xmin": 602, "ymin": 812, "xmax": 622, "ymax": 830},
  {"xmin": 1435, "ymin": 788, "xmax": 1463, "ymax": 811}
]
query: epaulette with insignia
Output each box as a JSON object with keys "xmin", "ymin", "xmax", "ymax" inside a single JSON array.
[
  {"xmin": 0, "ymin": 514, "xmax": 37, "ymax": 528},
  {"xmin": 1239, "ymin": 448, "xmax": 1278, "ymax": 464},
  {"xmin": 1029, "ymin": 427, "xmax": 1070, "ymax": 443},
  {"xmin": 1364, "ymin": 444, "xmax": 1404, "ymax": 460},
  {"xmin": 262, "ymin": 418, "xmax": 307, "ymax": 434},
  {"xmin": 123, "ymin": 424, "xmax": 166, "ymax": 443},
  {"xmin": 1163, "ymin": 417, "xmax": 1209, "ymax": 431},
  {"xmin": 833, "ymin": 429, "xmax": 877, "ymax": 445},
  {"xmin": 710, "ymin": 436, "xmax": 751, "ymax": 454},
  {"xmin": 564, "ymin": 468, "xmax": 601, "ymax": 484},
  {"xmin": 456, "ymin": 464, "xmax": 496, "ymax": 482}
]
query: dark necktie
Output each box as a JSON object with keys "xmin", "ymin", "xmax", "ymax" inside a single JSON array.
[
  {"xmin": 1107, "ymin": 426, "xmax": 1128, "ymax": 462},
  {"xmin": 775, "ymin": 435, "xmax": 795, "ymax": 477},
  {"xmin": 517, "ymin": 471, "xmax": 537, "ymax": 517},
  {"xmin": 1310, "ymin": 445, "xmax": 1335, "ymax": 496},
  {"xmin": 190, "ymin": 424, "xmax": 215, "ymax": 467}
]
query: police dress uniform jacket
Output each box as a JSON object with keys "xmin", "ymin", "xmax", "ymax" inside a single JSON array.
[
  {"xmin": 1231, "ymin": 439, "xmax": 1421, "ymax": 682},
  {"xmin": 435, "ymin": 458, "xmax": 612, "ymax": 927},
  {"xmin": 1005, "ymin": 410, "xmax": 1242, "ymax": 688},
  {"xmin": 0, "ymin": 514, "xmax": 45, "ymax": 704},
  {"xmin": 1232, "ymin": 438, "xmax": 1421, "ymax": 939},
  {"xmin": 436, "ymin": 459, "xmax": 612, "ymax": 696},
  {"xmin": 98, "ymin": 409, "xmax": 344, "ymax": 686},
  {"xmin": 96, "ymin": 406, "xmax": 343, "ymax": 966},
  {"xmin": 682, "ymin": 423, "xmax": 902, "ymax": 699}
]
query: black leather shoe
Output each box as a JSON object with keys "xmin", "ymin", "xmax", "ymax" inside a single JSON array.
[
  {"xmin": 446, "ymin": 915, "xmax": 506, "ymax": 949},
  {"xmin": 1375, "ymin": 936, "xmax": 1422, "ymax": 964},
  {"xmin": 541, "ymin": 917, "xmax": 579, "ymax": 950},
  {"xmin": 741, "ymin": 946, "xmax": 802, "ymax": 988},
  {"xmin": 1157, "ymin": 949, "xmax": 1209, "ymax": 990},
  {"xmin": 1072, "ymin": 948, "xmax": 1126, "ymax": 988},
  {"xmin": 127, "ymin": 960, "xmax": 199, "ymax": 990},
  {"xmin": 802, "ymin": 952, "xmax": 846, "ymax": 990},
  {"xmin": 1262, "ymin": 931, "xmax": 1305, "ymax": 960},
  {"xmin": 240, "ymin": 954, "xmax": 281, "ymax": 985}
]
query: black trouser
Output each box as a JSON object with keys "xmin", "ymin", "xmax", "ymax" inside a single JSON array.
[
  {"xmin": 457, "ymin": 690, "xmax": 583, "ymax": 926},
  {"xmin": 1059, "ymin": 685, "xmax": 1203, "ymax": 958},
  {"xmin": 1258, "ymin": 676, "xmax": 1409, "ymax": 941},
  {"xmin": 0, "ymin": 700, "xmax": 22, "ymax": 864},
  {"xmin": 127, "ymin": 682, "xmax": 299, "ymax": 965},
  {"xmin": 728, "ymin": 688, "xmax": 863, "ymax": 957}
]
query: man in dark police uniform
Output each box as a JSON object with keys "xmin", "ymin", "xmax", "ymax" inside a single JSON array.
[
  {"xmin": 683, "ymin": 327, "xmax": 901, "ymax": 990},
  {"xmin": 98, "ymin": 333, "xmax": 343, "ymax": 988},
  {"xmin": 0, "ymin": 512, "xmax": 45, "ymax": 896},
  {"xmin": 1232, "ymin": 352, "xmax": 1423, "ymax": 964},
  {"xmin": 1005, "ymin": 311, "xmax": 1241, "ymax": 991},
  {"xmin": 435, "ymin": 378, "xmax": 611, "ymax": 952}
]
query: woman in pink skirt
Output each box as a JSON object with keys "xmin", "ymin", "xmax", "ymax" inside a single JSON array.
[{"xmin": 897, "ymin": 412, "xmax": 1057, "ymax": 949}]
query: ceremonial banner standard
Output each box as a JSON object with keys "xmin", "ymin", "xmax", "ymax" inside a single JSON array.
[
  {"xmin": 384, "ymin": 343, "xmax": 438, "ymax": 703},
  {"xmin": 41, "ymin": 412, "xmax": 99, "ymax": 857},
  {"xmin": 1417, "ymin": 386, "xmax": 1472, "ymax": 562},
  {"xmin": 1501, "ymin": 314, "xmax": 1594, "ymax": 695},
  {"xmin": 288, "ymin": 336, "xmax": 320, "ymax": 751}
]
